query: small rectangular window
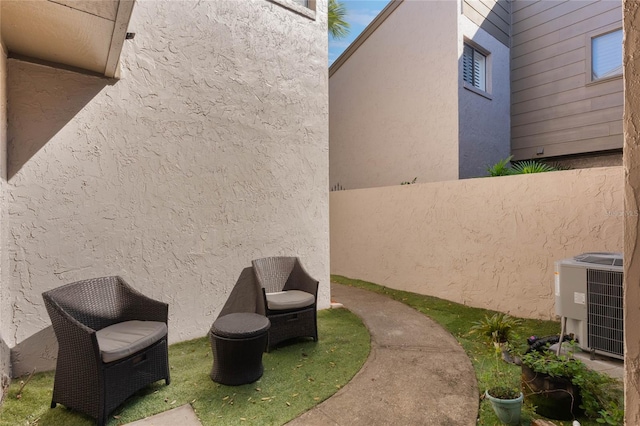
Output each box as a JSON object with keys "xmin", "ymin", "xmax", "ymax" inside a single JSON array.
[
  {"xmin": 591, "ymin": 29, "xmax": 622, "ymax": 81},
  {"xmin": 268, "ymin": 0, "xmax": 316, "ymax": 19},
  {"xmin": 463, "ymin": 43, "xmax": 486, "ymax": 92}
]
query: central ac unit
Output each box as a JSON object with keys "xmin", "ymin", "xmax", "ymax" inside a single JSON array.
[{"xmin": 554, "ymin": 252, "xmax": 623, "ymax": 360}]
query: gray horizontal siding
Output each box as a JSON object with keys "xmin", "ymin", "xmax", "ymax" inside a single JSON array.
[
  {"xmin": 512, "ymin": 0, "xmax": 607, "ymax": 44},
  {"xmin": 512, "ymin": 0, "xmax": 566, "ymax": 20},
  {"xmin": 512, "ymin": 92, "xmax": 622, "ymax": 127},
  {"xmin": 463, "ymin": 0, "xmax": 511, "ymax": 47},
  {"xmin": 513, "ymin": 105, "xmax": 622, "ymax": 139},
  {"xmin": 513, "ymin": 78, "xmax": 622, "ymax": 115},
  {"xmin": 511, "ymin": 0, "xmax": 623, "ymax": 160},
  {"xmin": 512, "ymin": 4, "xmax": 621, "ymax": 56},
  {"xmin": 512, "ymin": 134, "xmax": 622, "ymax": 159}
]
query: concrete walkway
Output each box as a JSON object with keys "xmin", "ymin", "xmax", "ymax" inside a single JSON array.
[
  {"xmin": 286, "ymin": 283, "xmax": 478, "ymax": 425},
  {"xmin": 125, "ymin": 283, "xmax": 478, "ymax": 425}
]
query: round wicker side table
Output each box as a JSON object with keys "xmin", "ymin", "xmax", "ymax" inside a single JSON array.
[{"xmin": 209, "ymin": 312, "xmax": 271, "ymax": 386}]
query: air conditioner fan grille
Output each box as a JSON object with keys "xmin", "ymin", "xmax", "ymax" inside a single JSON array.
[{"xmin": 587, "ymin": 269, "xmax": 623, "ymax": 358}]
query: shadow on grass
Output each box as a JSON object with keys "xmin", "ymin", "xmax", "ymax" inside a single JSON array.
[
  {"xmin": 3, "ymin": 277, "xmax": 621, "ymax": 426},
  {"xmin": 0, "ymin": 308, "xmax": 370, "ymax": 426}
]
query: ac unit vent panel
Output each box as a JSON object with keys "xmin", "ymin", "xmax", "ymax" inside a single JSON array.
[{"xmin": 587, "ymin": 268, "xmax": 624, "ymax": 359}]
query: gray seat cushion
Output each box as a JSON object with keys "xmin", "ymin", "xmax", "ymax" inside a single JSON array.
[
  {"xmin": 96, "ymin": 320, "xmax": 167, "ymax": 363},
  {"xmin": 265, "ymin": 290, "xmax": 314, "ymax": 311}
]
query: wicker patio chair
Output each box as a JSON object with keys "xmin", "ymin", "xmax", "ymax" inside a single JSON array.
[
  {"xmin": 42, "ymin": 276, "xmax": 170, "ymax": 426},
  {"xmin": 252, "ymin": 257, "xmax": 318, "ymax": 351}
]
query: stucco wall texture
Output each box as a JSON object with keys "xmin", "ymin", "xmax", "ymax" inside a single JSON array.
[
  {"xmin": 4, "ymin": 0, "xmax": 329, "ymax": 355},
  {"xmin": 329, "ymin": 0, "xmax": 459, "ymax": 190},
  {"xmin": 623, "ymin": 0, "xmax": 640, "ymax": 421},
  {"xmin": 330, "ymin": 167, "xmax": 623, "ymax": 320}
]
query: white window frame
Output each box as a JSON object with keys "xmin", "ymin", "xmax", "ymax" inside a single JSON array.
[
  {"xmin": 586, "ymin": 25, "xmax": 623, "ymax": 85},
  {"xmin": 268, "ymin": 0, "xmax": 316, "ymax": 20},
  {"xmin": 462, "ymin": 39, "xmax": 492, "ymax": 99}
]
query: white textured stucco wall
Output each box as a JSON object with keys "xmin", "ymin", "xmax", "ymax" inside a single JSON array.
[
  {"xmin": 4, "ymin": 0, "xmax": 329, "ymax": 361},
  {"xmin": 329, "ymin": 0, "xmax": 459, "ymax": 190},
  {"xmin": 331, "ymin": 167, "xmax": 623, "ymax": 319},
  {"xmin": 458, "ymin": 15, "xmax": 511, "ymax": 179}
]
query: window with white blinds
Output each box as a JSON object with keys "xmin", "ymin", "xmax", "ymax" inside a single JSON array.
[
  {"xmin": 592, "ymin": 29, "xmax": 622, "ymax": 81},
  {"xmin": 462, "ymin": 43, "xmax": 486, "ymax": 92}
]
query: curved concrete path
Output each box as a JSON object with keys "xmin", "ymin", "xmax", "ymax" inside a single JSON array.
[
  {"xmin": 127, "ymin": 283, "xmax": 478, "ymax": 425},
  {"xmin": 286, "ymin": 283, "xmax": 478, "ymax": 426}
]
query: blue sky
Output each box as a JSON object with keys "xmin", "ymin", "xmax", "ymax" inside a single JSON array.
[{"xmin": 328, "ymin": 0, "xmax": 391, "ymax": 66}]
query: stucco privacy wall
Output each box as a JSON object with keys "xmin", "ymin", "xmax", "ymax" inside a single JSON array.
[
  {"xmin": 623, "ymin": 0, "xmax": 640, "ymax": 421},
  {"xmin": 330, "ymin": 167, "xmax": 623, "ymax": 319},
  {"xmin": 4, "ymin": 0, "xmax": 329, "ymax": 358},
  {"xmin": 458, "ymin": 14, "xmax": 510, "ymax": 179},
  {"xmin": 329, "ymin": 0, "xmax": 458, "ymax": 190}
]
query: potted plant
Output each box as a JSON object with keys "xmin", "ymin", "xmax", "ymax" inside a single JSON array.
[
  {"xmin": 521, "ymin": 338, "xmax": 623, "ymax": 423},
  {"xmin": 472, "ymin": 313, "xmax": 524, "ymax": 425},
  {"xmin": 470, "ymin": 313, "xmax": 522, "ymax": 349},
  {"xmin": 485, "ymin": 348, "xmax": 524, "ymax": 426},
  {"xmin": 521, "ymin": 347, "xmax": 582, "ymax": 420}
]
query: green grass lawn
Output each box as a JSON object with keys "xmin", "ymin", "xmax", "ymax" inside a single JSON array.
[
  {"xmin": 1, "ymin": 278, "xmax": 623, "ymax": 425},
  {"xmin": 331, "ymin": 275, "xmax": 624, "ymax": 426},
  {"xmin": 0, "ymin": 308, "xmax": 370, "ymax": 426}
]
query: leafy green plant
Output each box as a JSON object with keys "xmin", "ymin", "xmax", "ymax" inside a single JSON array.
[
  {"xmin": 328, "ymin": 0, "xmax": 350, "ymax": 39},
  {"xmin": 487, "ymin": 156, "xmax": 562, "ymax": 176},
  {"xmin": 522, "ymin": 347, "xmax": 623, "ymax": 421},
  {"xmin": 486, "ymin": 345, "xmax": 521, "ymax": 400},
  {"xmin": 487, "ymin": 156, "xmax": 514, "ymax": 176},
  {"xmin": 511, "ymin": 160, "xmax": 558, "ymax": 174},
  {"xmin": 488, "ymin": 385, "xmax": 520, "ymax": 400},
  {"xmin": 597, "ymin": 404, "xmax": 624, "ymax": 425},
  {"xmin": 470, "ymin": 313, "xmax": 522, "ymax": 345}
]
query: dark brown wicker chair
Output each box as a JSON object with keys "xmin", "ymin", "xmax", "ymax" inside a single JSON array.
[
  {"xmin": 252, "ymin": 257, "xmax": 318, "ymax": 351},
  {"xmin": 42, "ymin": 276, "xmax": 170, "ymax": 426}
]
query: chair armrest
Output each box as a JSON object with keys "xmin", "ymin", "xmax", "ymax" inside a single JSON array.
[
  {"xmin": 283, "ymin": 260, "xmax": 319, "ymax": 299},
  {"xmin": 43, "ymin": 292, "xmax": 101, "ymax": 359},
  {"xmin": 43, "ymin": 292, "xmax": 97, "ymax": 335},
  {"xmin": 119, "ymin": 279, "xmax": 169, "ymax": 323}
]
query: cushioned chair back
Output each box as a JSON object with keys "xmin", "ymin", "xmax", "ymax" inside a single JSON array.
[
  {"xmin": 252, "ymin": 257, "xmax": 297, "ymax": 293},
  {"xmin": 43, "ymin": 276, "xmax": 137, "ymax": 331}
]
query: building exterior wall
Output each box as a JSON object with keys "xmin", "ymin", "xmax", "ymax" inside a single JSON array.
[
  {"xmin": 548, "ymin": 149, "xmax": 622, "ymax": 169},
  {"xmin": 462, "ymin": 0, "xmax": 511, "ymax": 47},
  {"xmin": 330, "ymin": 167, "xmax": 623, "ymax": 320},
  {"xmin": 329, "ymin": 0, "xmax": 459, "ymax": 190},
  {"xmin": 0, "ymin": 7, "xmax": 11, "ymax": 395},
  {"xmin": 511, "ymin": 0, "xmax": 623, "ymax": 161},
  {"xmin": 4, "ymin": 0, "xmax": 329, "ymax": 368},
  {"xmin": 458, "ymin": 14, "xmax": 511, "ymax": 179},
  {"xmin": 623, "ymin": 0, "xmax": 640, "ymax": 421}
]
